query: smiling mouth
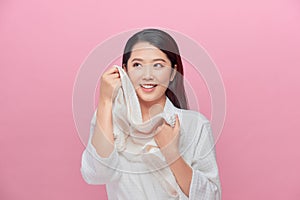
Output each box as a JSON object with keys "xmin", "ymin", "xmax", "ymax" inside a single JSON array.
[{"xmin": 140, "ymin": 84, "xmax": 158, "ymax": 89}]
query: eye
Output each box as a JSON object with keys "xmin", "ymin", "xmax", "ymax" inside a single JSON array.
[
  {"xmin": 133, "ymin": 62, "xmax": 142, "ymax": 68},
  {"xmin": 154, "ymin": 63, "xmax": 164, "ymax": 68}
]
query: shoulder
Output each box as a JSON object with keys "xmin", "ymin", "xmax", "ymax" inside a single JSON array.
[
  {"xmin": 174, "ymin": 107, "xmax": 210, "ymax": 127},
  {"xmin": 173, "ymin": 108, "xmax": 216, "ymax": 160}
]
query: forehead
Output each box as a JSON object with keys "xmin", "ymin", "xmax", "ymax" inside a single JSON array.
[{"xmin": 130, "ymin": 42, "xmax": 169, "ymax": 61}]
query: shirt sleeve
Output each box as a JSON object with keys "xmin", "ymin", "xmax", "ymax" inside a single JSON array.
[
  {"xmin": 188, "ymin": 122, "xmax": 222, "ymax": 200},
  {"xmin": 80, "ymin": 110, "xmax": 122, "ymax": 185}
]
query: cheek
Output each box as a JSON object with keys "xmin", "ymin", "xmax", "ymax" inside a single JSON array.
[
  {"xmin": 127, "ymin": 68, "xmax": 172, "ymax": 87},
  {"xmin": 156, "ymin": 72, "xmax": 172, "ymax": 87},
  {"xmin": 127, "ymin": 70, "xmax": 142, "ymax": 86}
]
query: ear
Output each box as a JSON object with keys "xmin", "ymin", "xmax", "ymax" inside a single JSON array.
[
  {"xmin": 122, "ymin": 64, "xmax": 127, "ymax": 72},
  {"xmin": 170, "ymin": 64, "xmax": 177, "ymax": 82}
]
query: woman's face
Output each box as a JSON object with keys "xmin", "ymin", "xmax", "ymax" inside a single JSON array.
[{"xmin": 125, "ymin": 42, "xmax": 176, "ymax": 106}]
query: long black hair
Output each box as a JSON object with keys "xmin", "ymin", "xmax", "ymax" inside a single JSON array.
[{"xmin": 122, "ymin": 28, "xmax": 188, "ymax": 109}]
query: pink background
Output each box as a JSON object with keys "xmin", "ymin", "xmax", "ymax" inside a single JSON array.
[{"xmin": 1, "ymin": 0, "xmax": 300, "ymax": 199}]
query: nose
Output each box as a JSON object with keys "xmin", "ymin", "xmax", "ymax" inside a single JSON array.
[{"xmin": 142, "ymin": 65, "xmax": 154, "ymax": 80}]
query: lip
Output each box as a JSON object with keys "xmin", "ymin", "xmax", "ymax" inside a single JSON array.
[{"xmin": 140, "ymin": 84, "xmax": 157, "ymax": 92}]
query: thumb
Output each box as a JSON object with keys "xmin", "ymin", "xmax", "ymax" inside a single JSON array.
[
  {"xmin": 155, "ymin": 124, "xmax": 163, "ymax": 134},
  {"xmin": 174, "ymin": 114, "xmax": 180, "ymax": 130}
]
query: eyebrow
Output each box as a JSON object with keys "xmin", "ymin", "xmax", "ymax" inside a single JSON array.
[{"xmin": 131, "ymin": 58, "xmax": 167, "ymax": 63}]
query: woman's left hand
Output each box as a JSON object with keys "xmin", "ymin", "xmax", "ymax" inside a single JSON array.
[{"xmin": 154, "ymin": 114, "xmax": 181, "ymax": 163}]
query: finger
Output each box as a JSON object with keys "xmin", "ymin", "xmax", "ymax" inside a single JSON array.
[
  {"xmin": 110, "ymin": 72, "xmax": 120, "ymax": 79},
  {"xmin": 155, "ymin": 124, "xmax": 164, "ymax": 135},
  {"xmin": 111, "ymin": 79, "xmax": 121, "ymax": 90},
  {"xmin": 102, "ymin": 73, "xmax": 119, "ymax": 83},
  {"xmin": 174, "ymin": 114, "xmax": 180, "ymax": 131},
  {"xmin": 115, "ymin": 79, "xmax": 121, "ymax": 89},
  {"xmin": 153, "ymin": 136, "xmax": 161, "ymax": 148},
  {"xmin": 106, "ymin": 65, "xmax": 119, "ymax": 74},
  {"xmin": 111, "ymin": 80, "xmax": 121, "ymax": 98},
  {"xmin": 157, "ymin": 125, "xmax": 163, "ymax": 133}
]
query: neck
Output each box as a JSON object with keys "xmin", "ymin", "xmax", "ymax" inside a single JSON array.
[{"xmin": 139, "ymin": 96, "xmax": 167, "ymax": 122}]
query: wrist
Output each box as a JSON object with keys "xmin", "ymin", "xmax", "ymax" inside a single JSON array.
[
  {"xmin": 98, "ymin": 98, "xmax": 113, "ymax": 108},
  {"xmin": 162, "ymin": 147, "xmax": 180, "ymax": 164}
]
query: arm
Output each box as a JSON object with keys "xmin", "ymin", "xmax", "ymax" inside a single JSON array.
[
  {"xmin": 169, "ymin": 156, "xmax": 193, "ymax": 196},
  {"xmin": 169, "ymin": 122, "xmax": 221, "ymax": 199},
  {"xmin": 81, "ymin": 66, "xmax": 122, "ymax": 184},
  {"xmin": 155, "ymin": 116, "xmax": 221, "ymax": 199},
  {"xmin": 80, "ymin": 107, "xmax": 121, "ymax": 184},
  {"xmin": 91, "ymin": 66, "xmax": 121, "ymax": 157},
  {"xmin": 154, "ymin": 115, "xmax": 193, "ymax": 196},
  {"xmin": 187, "ymin": 122, "xmax": 221, "ymax": 200},
  {"xmin": 91, "ymin": 100, "xmax": 115, "ymax": 157}
]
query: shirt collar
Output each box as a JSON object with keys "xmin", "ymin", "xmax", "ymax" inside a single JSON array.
[{"xmin": 164, "ymin": 97, "xmax": 177, "ymax": 115}]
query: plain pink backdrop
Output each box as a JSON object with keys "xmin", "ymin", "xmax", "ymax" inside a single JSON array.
[{"xmin": 1, "ymin": 0, "xmax": 300, "ymax": 199}]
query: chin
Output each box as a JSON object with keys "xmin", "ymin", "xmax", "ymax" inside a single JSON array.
[
  {"xmin": 137, "ymin": 96, "xmax": 157, "ymax": 103},
  {"xmin": 137, "ymin": 94, "xmax": 165, "ymax": 105},
  {"xmin": 135, "ymin": 88, "xmax": 166, "ymax": 105}
]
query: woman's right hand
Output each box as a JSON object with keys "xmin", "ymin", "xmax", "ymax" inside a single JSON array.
[{"xmin": 99, "ymin": 66, "xmax": 121, "ymax": 104}]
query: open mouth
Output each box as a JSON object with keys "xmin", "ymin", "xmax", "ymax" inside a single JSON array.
[{"xmin": 140, "ymin": 84, "xmax": 158, "ymax": 89}]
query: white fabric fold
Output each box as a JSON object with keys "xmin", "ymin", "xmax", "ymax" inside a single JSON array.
[{"xmin": 110, "ymin": 65, "xmax": 179, "ymax": 198}]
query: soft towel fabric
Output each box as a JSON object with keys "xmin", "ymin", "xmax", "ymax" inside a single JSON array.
[
  {"xmin": 111, "ymin": 65, "xmax": 176, "ymax": 154},
  {"xmin": 102, "ymin": 65, "xmax": 179, "ymax": 197}
]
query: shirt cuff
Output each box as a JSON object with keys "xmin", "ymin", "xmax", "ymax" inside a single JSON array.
[
  {"xmin": 188, "ymin": 169, "xmax": 220, "ymax": 200},
  {"xmin": 85, "ymin": 139, "xmax": 120, "ymax": 168}
]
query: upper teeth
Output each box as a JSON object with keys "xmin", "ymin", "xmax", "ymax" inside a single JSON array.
[{"xmin": 142, "ymin": 84, "xmax": 155, "ymax": 89}]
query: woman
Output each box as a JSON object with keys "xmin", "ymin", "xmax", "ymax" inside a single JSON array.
[{"xmin": 81, "ymin": 28, "xmax": 221, "ymax": 200}]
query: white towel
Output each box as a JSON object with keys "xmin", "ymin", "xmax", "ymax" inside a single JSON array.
[{"xmin": 110, "ymin": 65, "xmax": 179, "ymax": 198}]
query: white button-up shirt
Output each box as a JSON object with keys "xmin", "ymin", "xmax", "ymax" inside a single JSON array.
[{"xmin": 81, "ymin": 98, "xmax": 221, "ymax": 200}]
